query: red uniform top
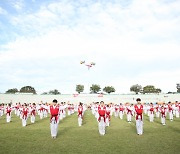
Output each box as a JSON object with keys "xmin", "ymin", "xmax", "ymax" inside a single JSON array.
[
  {"xmin": 119, "ymin": 106, "xmax": 124, "ymax": 112},
  {"xmin": 126, "ymin": 106, "xmax": 133, "ymax": 115},
  {"xmin": 98, "ymin": 106, "xmax": 106, "ymax": 122},
  {"xmin": 6, "ymin": 107, "xmax": 12, "ymax": 116},
  {"xmin": 106, "ymin": 109, "xmax": 111, "ymax": 121},
  {"xmin": 161, "ymin": 108, "xmax": 166, "ymax": 118},
  {"xmin": 155, "ymin": 105, "xmax": 159, "ymax": 112},
  {"xmin": 31, "ymin": 106, "xmax": 36, "ymax": 116},
  {"xmin": 22, "ymin": 108, "xmax": 28, "ymax": 119},
  {"xmin": 50, "ymin": 105, "xmax": 59, "ymax": 122},
  {"xmin": 168, "ymin": 105, "xmax": 173, "ymax": 112},
  {"xmin": 150, "ymin": 107, "xmax": 154, "ymax": 114},
  {"xmin": 134, "ymin": 105, "xmax": 143, "ymax": 120},
  {"xmin": 115, "ymin": 106, "xmax": 119, "ymax": 111},
  {"xmin": 39, "ymin": 106, "xmax": 44, "ymax": 112},
  {"xmin": 78, "ymin": 106, "xmax": 83, "ymax": 117},
  {"xmin": 68, "ymin": 106, "xmax": 71, "ymax": 110}
]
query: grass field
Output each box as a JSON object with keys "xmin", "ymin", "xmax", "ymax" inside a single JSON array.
[{"xmin": 0, "ymin": 110, "xmax": 180, "ymax": 154}]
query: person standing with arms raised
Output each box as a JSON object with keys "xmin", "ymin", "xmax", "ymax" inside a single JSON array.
[
  {"xmin": 50, "ymin": 99, "xmax": 59, "ymax": 139},
  {"xmin": 134, "ymin": 98, "xmax": 143, "ymax": 135}
]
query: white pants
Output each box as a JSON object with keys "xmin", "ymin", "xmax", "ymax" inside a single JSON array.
[
  {"xmin": 176, "ymin": 111, "xmax": 179, "ymax": 118},
  {"xmin": 59, "ymin": 114, "xmax": 63, "ymax": 121},
  {"xmin": 22, "ymin": 118, "xmax": 27, "ymax": 127},
  {"xmin": 14, "ymin": 109, "xmax": 17, "ymax": 115},
  {"xmin": 106, "ymin": 118, "xmax": 110, "ymax": 127},
  {"xmin": 6, "ymin": 115, "xmax": 11, "ymax": 122},
  {"xmin": 44, "ymin": 111, "xmax": 48, "ymax": 118},
  {"xmin": 156, "ymin": 111, "xmax": 160, "ymax": 118},
  {"xmin": 31, "ymin": 115, "xmax": 35, "ymax": 123},
  {"xmin": 119, "ymin": 111, "xmax": 123, "ymax": 119},
  {"xmin": 161, "ymin": 117, "xmax": 166, "ymax": 125},
  {"xmin": 127, "ymin": 114, "xmax": 132, "ymax": 122},
  {"xmin": 78, "ymin": 117, "xmax": 82, "ymax": 126},
  {"xmin": 0, "ymin": 110, "xmax": 3, "ymax": 117},
  {"xmin": 99, "ymin": 118, "xmax": 105, "ymax": 135},
  {"xmin": 136, "ymin": 119, "xmax": 143, "ymax": 135},
  {"xmin": 149, "ymin": 113, "xmax": 154, "ymax": 122},
  {"xmin": 39, "ymin": 112, "xmax": 43, "ymax": 119},
  {"xmin": 169, "ymin": 112, "xmax": 173, "ymax": 121},
  {"xmin": 20, "ymin": 113, "xmax": 23, "ymax": 119},
  {"xmin": 17, "ymin": 110, "xmax": 20, "ymax": 116},
  {"xmin": 114, "ymin": 111, "xmax": 118, "ymax": 118},
  {"xmin": 144, "ymin": 109, "xmax": 147, "ymax": 115},
  {"xmin": 63, "ymin": 111, "xmax": 66, "ymax": 118},
  {"xmin": 50, "ymin": 118, "xmax": 58, "ymax": 137}
]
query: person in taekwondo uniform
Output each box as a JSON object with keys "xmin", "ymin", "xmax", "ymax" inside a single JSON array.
[
  {"xmin": 77, "ymin": 102, "xmax": 83, "ymax": 126},
  {"xmin": 50, "ymin": 99, "xmax": 59, "ymax": 139},
  {"xmin": 98, "ymin": 101, "xmax": 106, "ymax": 135},
  {"xmin": 22, "ymin": 103, "xmax": 29, "ymax": 127},
  {"xmin": 134, "ymin": 98, "xmax": 143, "ymax": 135},
  {"xmin": 6, "ymin": 103, "xmax": 12, "ymax": 123}
]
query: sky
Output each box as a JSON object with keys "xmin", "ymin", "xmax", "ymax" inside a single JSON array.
[{"xmin": 0, "ymin": 0, "xmax": 180, "ymax": 94}]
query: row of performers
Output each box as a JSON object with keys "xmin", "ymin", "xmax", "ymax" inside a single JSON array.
[
  {"xmin": 0, "ymin": 102, "xmax": 85, "ymax": 128},
  {"xmin": 92, "ymin": 99, "xmax": 180, "ymax": 136},
  {"xmin": 91, "ymin": 101, "xmax": 180, "ymax": 122}
]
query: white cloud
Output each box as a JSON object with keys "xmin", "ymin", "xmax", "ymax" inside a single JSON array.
[
  {"xmin": 0, "ymin": 7, "xmax": 7, "ymax": 15},
  {"xmin": 0, "ymin": 0, "xmax": 180, "ymax": 93},
  {"xmin": 12, "ymin": 0, "xmax": 24, "ymax": 11}
]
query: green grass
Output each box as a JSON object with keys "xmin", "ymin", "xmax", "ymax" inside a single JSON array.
[{"xmin": 0, "ymin": 110, "xmax": 180, "ymax": 154}]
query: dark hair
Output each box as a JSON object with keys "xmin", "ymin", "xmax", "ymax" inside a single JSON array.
[
  {"xmin": 136, "ymin": 98, "xmax": 141, "ymax": 102},
  {"xmin": 53, "ymin": 99, "xmax": 58, "ymax": 103}
]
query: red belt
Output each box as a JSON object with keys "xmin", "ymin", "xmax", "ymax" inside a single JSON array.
[
  {"xmin": 98, "ymin": 115, "xmax": 105, "ymax": 122},
  {"xmin": 136, "ymin": 114, "xmax": 142, "ymax": 120},
  {"xmin": 50, "ymin": 115, "xmax": 58, "ymax": 123}
]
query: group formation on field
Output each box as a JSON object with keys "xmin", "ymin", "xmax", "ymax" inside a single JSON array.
[{"xmin": 0, "ymin": 99, "xmax": 180, "ymax": 138}]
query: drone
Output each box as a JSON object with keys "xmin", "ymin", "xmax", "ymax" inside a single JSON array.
[{"xmin": 80, "ymin": 61, "xmax": 96, "ymax": 70}]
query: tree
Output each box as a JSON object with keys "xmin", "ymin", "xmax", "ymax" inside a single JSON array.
[
  {"xmin": 41, "ymin": 92, "xmax": 48, "ymax": 95},
  {"xmin": 142, "ymin": 85, "xmax": 161, "ymax": 94},
  {"xmin": 5, "ymin": 88, "xmax": 18, "ymax": 94},
  {"xmin": 76, "ymin": 84, "xmax": 84, "ymax": 94},
  {"xmin": 155, "ymin": 88, "xmax": 162, "ymax": 93},
  {"xmin": 103, "ymin": 86, "xmax": 115, "ymax": 94},
  {"xmin": 49, "ymin": 89, "xmax": 61, "ymax": 95},
  {"xmin": 90, "ymin": 84, "xmax": 101, "ymax": 94},
  {"xmin": 177, "ymin": 84, "xmax": 180, "ymax": 93},
  {"xmin": 20, "ymin": 86, "xmax": 36, "ymax": 94},
  {"xmin": 130, "ymin": 84, "xmax": 142, "ymax": 94}
]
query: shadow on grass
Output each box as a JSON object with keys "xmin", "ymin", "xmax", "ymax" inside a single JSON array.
[
  {"xmin": 167, "ymin": 125, "xmax": 180, "ymax": 133},
  {"xmin": 58, "ymin": 126, "xmax": 72, "ymax": 137}
]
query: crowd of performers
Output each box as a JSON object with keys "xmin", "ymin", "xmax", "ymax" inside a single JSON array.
[
  {"xmin": 0, "ymin": 99, "xmax": 179, "ymax": 138},
  {"xmin": 90, "ymin": 99, "xmax": 180, "ymax": 135},
  {"xmin": 0, "ymin": 101, "xmax": 86, "ymax": 138}
]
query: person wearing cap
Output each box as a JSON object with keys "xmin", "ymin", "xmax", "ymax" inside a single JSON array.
[
  {"xmin": 134, "ymin": 98, "xmax": 143, "ymax": 135},
  {"xmin": 50, "ymin": 99, "xmax": 59, "ymax": 139}
]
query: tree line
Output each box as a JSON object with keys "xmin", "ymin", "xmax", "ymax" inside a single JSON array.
[{"xmin": 5, "ymin": 84, "xmax": 180, "ymax": 95}]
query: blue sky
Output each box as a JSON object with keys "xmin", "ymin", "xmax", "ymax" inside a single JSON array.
[{"xmin": 0, "ymin": 0, "xmax": 180, "ymax": 94}]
